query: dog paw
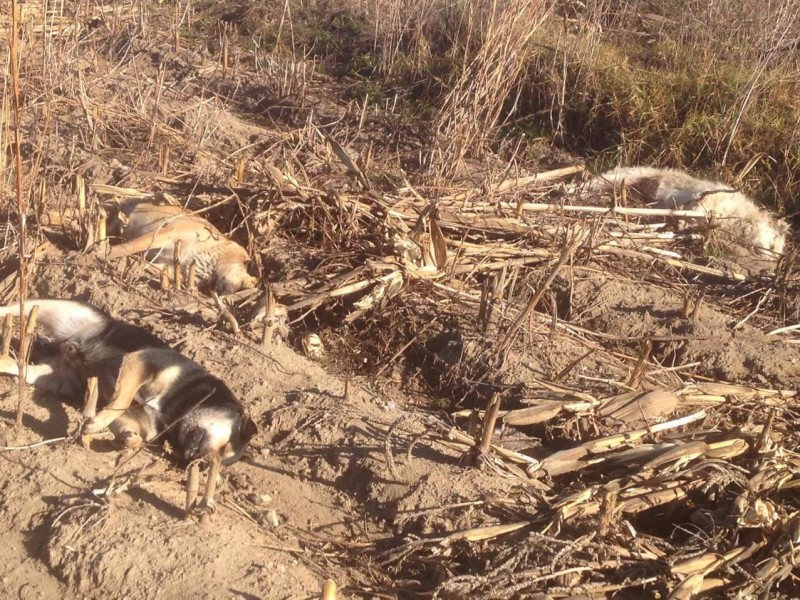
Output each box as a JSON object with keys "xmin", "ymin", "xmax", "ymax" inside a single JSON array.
[
  {"xmin": 185, "ymin": 498, "xmax": 216, "ymax": 523},
  {"xmin": 0, "ymin": 355, "xmax": 17, "ymax": 375},
  {"xmin": 199, "ymin": 497, "xmax": 217, "ymax": 512},
  {"xmin": 117, "ymin": 431, "xmax": 143, "ymax": 450}
]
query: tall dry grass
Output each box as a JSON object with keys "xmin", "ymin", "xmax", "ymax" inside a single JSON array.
[
  {"xmin": 368, "ymin": 0, "xmax": 480, "ymax": 78},
  {"xmin": 286, "ymin": 0, "xmax": 797, "ymax": 207},
  {"xmin": 426, "ymin": 1, "xmax": 553, "ymax": 182},
  {"xmin": 299, "ymin": 0, "xmax": 798, "ymax": 205},
  {"xmin": 4, "ymin": 0, "xmax": 30, "ymax": 431},
  {"xmin": 515, "ymin": 0, "xmax": 800, "ymax": 210}
]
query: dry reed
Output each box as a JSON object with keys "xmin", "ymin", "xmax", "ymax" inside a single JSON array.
[{"xmin": 428, "ymin": 1, "xmax": 552, "ymax": 182}]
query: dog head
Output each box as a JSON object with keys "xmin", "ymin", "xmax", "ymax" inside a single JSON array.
[
  {"xmin": 214, "ymin": 245, "xmax": 259, "ymax": 294},
  {"xmin": 177, "ymin": 407, "xmax": 259, "ymax": 466},
  {"xmin": 740, "ymin": 213, "xmax": 788, "ymax": 258},
  {"xmin": 695, "ymin": 192, "xmax": 788, "ymax": 258},
  {"xmin": 768, "ymin": 218, "xmax": 790, "ymax": 256},
  {"xmin": 214, "ymin": 262, "xmax": 259, "ymax": 295},
  {"xmin": 220, "ymin": 414, "xmax": 258, "ymax": 465}
]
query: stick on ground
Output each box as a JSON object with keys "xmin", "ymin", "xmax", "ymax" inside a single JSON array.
[
  {"xmin": 498, "ymin": 227, "xmax": 587, "ymax": 353},
  {"xmin": 1, "ymin": 314, "xmax": 12, "ymax": 356},
  {"xmin": 80, "ymin": 376, "xmax": 99, "ymax": 448},
  {"xmin": 321, "ymin": 579, "xmax": 337, "ymax": 600},
  {"xmin": 262, "ymin": 285, "xmax": 277, "ymax": 346},
  {"xmin": 173, "ymin": 240, "xmax": 182, "ymax": 291},
  {"xmin": 471, "ymin": 393, "xmax": 502, "ymax": 467}
]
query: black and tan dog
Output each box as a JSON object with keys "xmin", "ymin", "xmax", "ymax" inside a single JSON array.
[{"xmin": 0, "ymin": 298, "xmax": 257, "ymax": 514}]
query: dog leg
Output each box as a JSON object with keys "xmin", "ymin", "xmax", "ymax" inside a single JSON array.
[
  {"xmin": 0, "ymin": 355, "xmax": 55, "ymax": 385},
  {"xmin": 108, "ymin": 414, "xmax": 145, "ymax": 450},
  {"xmin": 83, "ymin": 351, "xmax": 153, "ymax": 434},
  {"xmin": 185, "ymin": 461, "xmax": 200, "ymax": 517},
  {"xmin": 0, "ymin": 355, "xmax": 83, "ymax": 399},
  {"xmin": 85, "ymin": 348, "xmax": 187, "ymax": 435},
  {"xmin": 197, "ymin": 453, "xmax": 221, "ymax": 514},
  {"xmin": 108, "ymin": 403, "xmax": 162, "ymax": 451},
  {"xmin": 106, "ymin": 227, "xmax": 178, "ymax": 260}
]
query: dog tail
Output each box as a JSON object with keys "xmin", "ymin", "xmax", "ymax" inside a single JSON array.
[
  {"xmin": 586, "ymin": 166, "xmax": 665, "ymax": 192},
  {"xmin": 0, "ymin": 299, "xmax": 110, "ymax": 342}
]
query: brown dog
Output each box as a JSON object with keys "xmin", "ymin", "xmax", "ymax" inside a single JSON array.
[{"xmin": 108, "ymin": 199, "xmax": 258, "ymax": 294}]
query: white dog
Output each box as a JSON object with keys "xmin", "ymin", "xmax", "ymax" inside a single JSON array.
[{"xmin": 589, "ymin": 166, "xmax": 789, "ymax": 257}]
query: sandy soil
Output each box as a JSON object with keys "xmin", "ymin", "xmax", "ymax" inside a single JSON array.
[
  {"xmin": 2, "ymin": 237, "xmax": 798, "ymax": 599},
  {"xmin": 0, "ymin": 251, "xmax": 517, "ymax": 599}
]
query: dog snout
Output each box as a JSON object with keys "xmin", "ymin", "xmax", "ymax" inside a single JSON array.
[
  {"xmin": 215, "ymin": 270, "xmax": 259, "ymax": 294},
  {"xmin": 181, "ymin": 426, "xmax": 211, "ymax": 463}
]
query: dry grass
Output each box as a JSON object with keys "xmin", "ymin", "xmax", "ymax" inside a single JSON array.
[
  {"xmin": 427, "ymin": 1, "xmax": 553, "ymax": 182},
  {"xmin": 516, "ymin": 0, "xmax": 800, "ymax": 210},
  {"xmin": 369, "ymin": 383, "xmax": 800, "ymax": 598},
  {"xmin": 5, "ymin": 0, "xmax": 31, "ymax": 431},
  {"xmin": 252, "ymin": 0, "xmax": 800, "ymax": 207}
]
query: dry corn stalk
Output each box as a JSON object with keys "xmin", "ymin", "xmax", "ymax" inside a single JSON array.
[
  {"xmin": 160, "ymin": 266, "xmax": 171, "ymax": 290},
  {"xmin": 559, "ymin": 479, "xmax": 705, "ymax": 520},
  {"xmin": 173, "ymin": 240, "xmax": 182, "ymax": 291},
  {"xmin": 188, "ymin": 260, "xmax": 197, "ymax": 290},
  {"xmin": 446, "ymin": 427, "xmax": 540, "ymax": 467},
  {"xmin": 96, "ymin": 211, "xmax": 107, "ymax": 243},
  {"xmin": 436, "ymin": 165, "xmax": 584, "ymax": 201},
  {"xmin": 262, "ymin": 285, "xmax": 277, "ymax": 346},
  {"xmin": 470, "ymin": 393, "xmax": 502, "ymax": 467},
  {"xmin": 440, "ymin": 521, "xmax": 529, "ymax": 545},
  {"xmin": 598, "ymin": 389, "xmax": 681, "ymax": 426},
  {"xmin": 528, "ymin": 410, "xmax": 708, "ymax": 478},
  {"xmin": 1, "ymin": 314, "xmax": 12, "ymax": 356}
]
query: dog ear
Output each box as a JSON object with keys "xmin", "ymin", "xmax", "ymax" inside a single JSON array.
[{"xmin": 241, "ymin": 415, "xmax": 258, "ymax": 441}]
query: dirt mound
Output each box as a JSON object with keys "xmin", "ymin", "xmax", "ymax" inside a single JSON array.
[
  {"xmin": 574, "ymin": 275, "xmax": 800, "ymax": 388},
  {"xmin": 0, "ymin": 256, "xmax": 357, "ymax": 598}
]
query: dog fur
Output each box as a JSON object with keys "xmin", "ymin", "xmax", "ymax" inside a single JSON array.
[
  {"xmin": 0, "ymin": 299, "xmax": 257, "ymax": 466},
  {"xmin": 589, "ymin": 166, "xmax": 789, "ymax": 257},
  {"xmin": 108, "ymin": 199, "xmax": 258, "ymax": 294}
]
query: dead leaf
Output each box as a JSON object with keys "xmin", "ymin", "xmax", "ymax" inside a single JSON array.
[
  {"xmin": 429, "ymin": 217, "xmax": 447, "ymax": 270},
  {"xmin": 319, "ymin": 128, "xmax": 370, "ymax": 190}
]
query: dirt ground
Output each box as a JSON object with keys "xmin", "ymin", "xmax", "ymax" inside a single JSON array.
[
  {"xmin": 1, "ymin": 254, "xmax": 350, "ymax": 599},
  {"xmin": 0, "ymin": 251, "xmax": 523, "ymax": 599},
  {"xmin": 2, "ymin": 244, "xmax": 799, "ymax": 599}
]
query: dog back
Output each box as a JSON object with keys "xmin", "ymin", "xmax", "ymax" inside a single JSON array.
[{"xmin": 0, "ymin": 299, "xmax": 170, "ymax": 405}]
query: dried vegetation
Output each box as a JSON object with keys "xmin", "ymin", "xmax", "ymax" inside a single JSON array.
[{"xmin": 2, "ymin": 0, "xmax": 800, "ymax": 598}]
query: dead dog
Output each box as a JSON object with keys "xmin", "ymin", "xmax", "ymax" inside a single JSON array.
[
  {"xmin": 0, "ymin": 298, "xmax": 257, "ymax": 514},
  {"xmin": 107, "ymin": 198, "xmax": 258, "ymax": 294},
  {"xmin": 589, "ymin": 166, "xmax": 789, "ymax": 258}
]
